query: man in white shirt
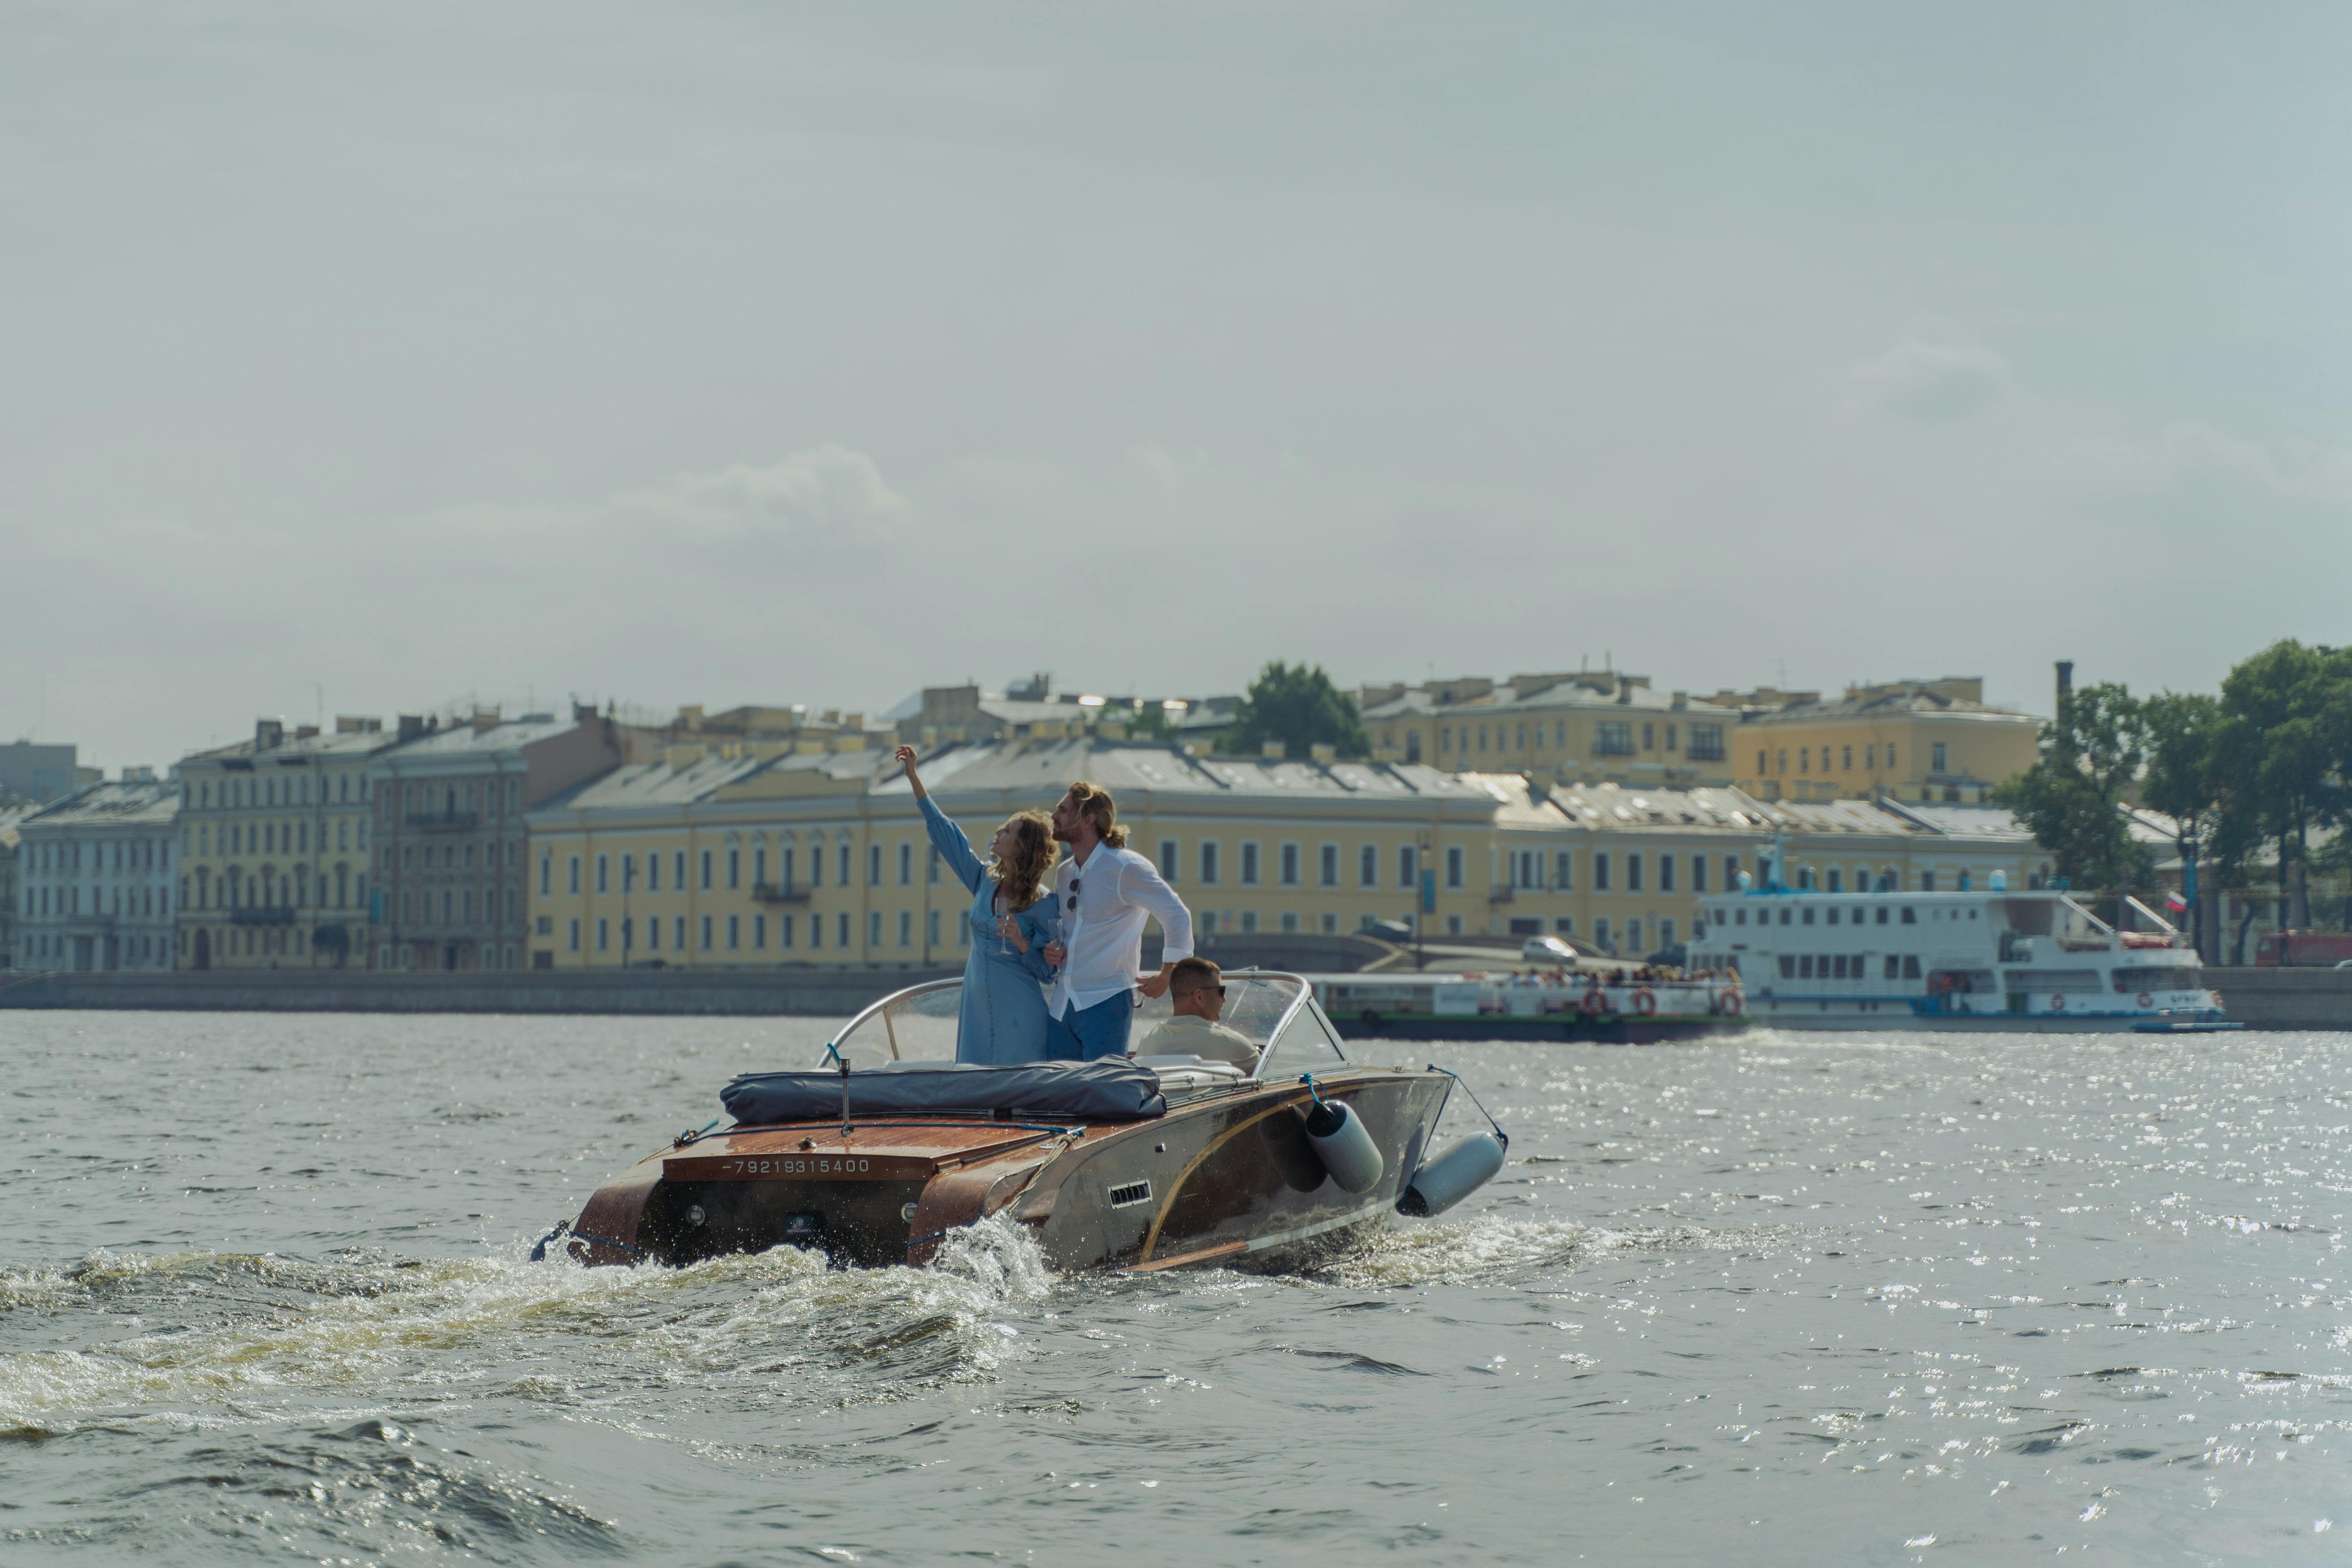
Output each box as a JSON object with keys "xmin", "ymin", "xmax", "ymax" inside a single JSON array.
[
  {"xmin": 1132, "ymin": 957, "xmax": 1258, "ymax": 1066},
  {"xmin": 1039, "ymin": 780, "xmax": 1194, "ymax": 1061}
]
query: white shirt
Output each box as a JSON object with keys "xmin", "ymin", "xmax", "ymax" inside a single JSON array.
[
  {"xmin": 1045, "ymin": 839, "xmax": 1194, "ymax": 1017},
  {"xmin": 1133, "ymin": 1013, "xmax": 1258, "ymax": 1066}
]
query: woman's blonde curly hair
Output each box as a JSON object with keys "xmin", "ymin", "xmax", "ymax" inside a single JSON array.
[{"xmin": 990, "ymin": 811, "xmax": 1056, "ymax": 912}]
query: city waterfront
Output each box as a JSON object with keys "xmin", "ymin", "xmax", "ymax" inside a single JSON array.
[{"xmin": 3, "ymin": 1014, "xmax": 2348, "ymax": 1563}]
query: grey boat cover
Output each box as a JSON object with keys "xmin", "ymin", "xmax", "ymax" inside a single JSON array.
[{"xmin": 721, "ymin": 1058, "xmax": 1167, "ymax": 1125}]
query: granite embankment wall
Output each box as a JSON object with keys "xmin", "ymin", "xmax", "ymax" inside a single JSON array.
[
  {"xmin": 0, "ymin": 933, "xmax": 1401, "ymax": 1018},
  {"xmin": 2201, "ymin": 968, "xmax": 2352, "ymax": 1030}
]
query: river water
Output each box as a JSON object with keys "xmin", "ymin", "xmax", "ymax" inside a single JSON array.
[{"xmin": 2, "ymin": 1013, "xmax": 2349, "ymax": 1564}]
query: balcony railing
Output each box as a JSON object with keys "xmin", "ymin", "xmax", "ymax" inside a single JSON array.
[
  {"xmin": 1488, "ymin": 884, "xmax": 1515, "ymax": 905},
  {"xmin": 751, "ymin": 882, "xmax": 811, "ymax": 905},
  {"xmin": 231, "ymin": 906, "xmax": 297, "ymax": 926},
  {"xmin": 407, "ymin": 811, "xmax": 479, "ymax": 832}
]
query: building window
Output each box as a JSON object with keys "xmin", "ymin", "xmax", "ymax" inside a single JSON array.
[
  {"xmin": 1932, "ymin": 742, "xmax": 1949, "ymax": 774},
  {"xmin": 647, "ymin": 916, "xmax": 661, "ymax": 951},
  {"xmin": 838, "ymin": 844, "xmax": 851, "ymax": 885},
  {"xmin": 568, "ymin": 918, "xmax": 580, "ymax": 951},
  {"xmin": 596, "ymin": 854, "xmax": 609, "ymax": 894},
  {"xmin": 539, "ymin": 856, "xmax": 551, "ymax": 897},
  {"xmin": 809, "ymin": 914, "xmax": 822, "ymax": 949},
  {"xmin": 1241, "ymin": 843, "xmax": 1261, "ymax": 886},
  {"xmin": 1627, "ymin": 919, "xmax": 1643, "ymax": 953},
  {"xmin": 1596, "ymin": 722, "xmax": 1633, "ymax": 756},
  {"xmin": 1641, "ymin": 723, "xmax": 1654, "ymax": 750},
  {"xmin": 1359, "ymin": 844, "xmax": 1377, "ymax": 888},
  {"xmin": 779, "ymin": 915, "xmax": 795, "ymax": 948},
  {"xmin": 1199, "ymin": 841, "xmax": 1220, "ymax": 885},
  {"xmin": 729, "ymin": 849, "xmax": 741, "ymax": 889},
  {"xmin": 1445, "ymin": 846, "xmax": 1464, "ymax": 889},
  {"xmin": 1842, "ymin": 745, "xmax": 1853, "ymax": 771},
  {"xmin": 1555, "ymin": 850, "xmax": 1573, "ymax": 890},
  {"xmin": 1554, "ymin": 916, "xmax": 1574, "ymax": 936},
  {"xmin": 1688, "ymin": 724, "xmax": 1725, "ymax": 762},
  {"xmin": 869, "ymin": 844, "xmax": 883, "ymax": 886},
  {"xmin": 674, "ymin": 850, "xmax": 686, "ymax": 890},
  {"xmin": 1399, "ymin": 844, "xmax": 1417, "ymax": 890},
  {"xmin": 926, "ymin": 909, "xmax": 939, "ymax": 949},
  {"xmin": 1445, "ymin": 914, "xmax": 1463, "ymax": 936},
  {"xmin": 702, "ymin": 914, "xmax": 714, "ymax": 949},
  {"xmin": 1827, "ymin": 868, "xmax": 1843, "ymax": 893},
  {"xmin": 1659, "ymin": 854, "xmax": 1674, "ymax": 892},
  {"xmin": 1628, "ymin": 853, "xmax": 1643, "ymax": 892},
  {"xmin": 1279, "ymin": 843, "xmax": 1300, "ymax": 887},
  {"xmin": 898, "ymin": 842, "xmax": 911, "ymax": 885},
  {"xmin": 620, "ymin": 916, "xmax": 634, "ymax": 953},
  {"xmin": 897, "ymin": 910, "xmax": 911, "ymax": 947},
  {"xmin": 1659, "ymin": 918, "xmax": 1675, "ymax": 949},
  {"xmin": 1318, "ymin": 843, "xmax": 1338, "ymax": 887},
  {"xmin": 1887, "ymin": 745, "xmax": 1898, "ymax": 770},
  {"xmin": 1280, "ymin": 912, "xmax": 1300, "ymax": 933},
  {"xmin": 1692, "ymin": 856, "xmax": 1707, "ymax": 892},
  {"xmin": 868, "ymin": 911, "xmax": 882, "ymax": 949},
  {"xmin": 596, "ymin": 918, "xmax": 609, "ymax": 952},
  {"xmin": 1159, "ymin": 839, "xmax": 1179, "ymax": 881},
  {"xmin": 1595, "ymin": 853, "xmax": 1611, "ymax": 891},
  {"xmin": 700, "ymin": 850, "xmax": 713, "ymax": 890}
]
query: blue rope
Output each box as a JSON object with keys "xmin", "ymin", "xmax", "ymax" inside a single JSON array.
[
  {"xmin": 1425, "ymin": 1064, "xmax": 1510, "ymax": 1150},
  {"xmin": 1298, "ymin": 1072, "xmax": 1326, "ymax": 1106}
]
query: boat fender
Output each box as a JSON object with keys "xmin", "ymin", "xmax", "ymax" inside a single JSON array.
[
  {"xmin": 1719, "ymin": 990, "xmax": 1742, "ymax": 1017},
  {"xmin": 1398, "ymin": 1132, "xmax": 1507, "ymax": 1218},
  {"xmin": 1299, "ymin": 1075, "xmax": 1384, "ymax": 1194}
]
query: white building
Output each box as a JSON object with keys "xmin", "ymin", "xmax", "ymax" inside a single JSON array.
[{"xmin": 15, "ymin": 776, "xmax": 181, "ymax": 972}]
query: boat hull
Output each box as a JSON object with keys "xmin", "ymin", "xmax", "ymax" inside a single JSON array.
[
  {"xmin": 565, "ymin": 1067, "xmax": 1454, "ymax": 1274},
  {"xmin": 1327, "ymin": 1012, "xmax": 1747, "ymax": 1044}
]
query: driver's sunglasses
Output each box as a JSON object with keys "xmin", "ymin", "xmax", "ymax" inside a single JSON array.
[{"xmin": 1180, "ymin": 984, "xmax": 1227, "ymax": 997}]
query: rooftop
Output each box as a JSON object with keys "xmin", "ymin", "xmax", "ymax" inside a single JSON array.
[{"xmin": 20, "ymin": 779, "xmax": 180, "ymax": 830}]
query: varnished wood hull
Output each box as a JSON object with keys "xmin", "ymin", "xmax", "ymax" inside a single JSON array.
[{"xmin": 566, "ymin": 1068, "xmax": 1453, "ymax": 1274}]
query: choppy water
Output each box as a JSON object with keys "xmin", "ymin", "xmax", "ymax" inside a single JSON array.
[{"xmin": 3, "ymin": 1016, "xmax": 2351, "ymax": 1564}]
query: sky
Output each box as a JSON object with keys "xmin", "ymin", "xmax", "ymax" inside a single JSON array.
[{"xmin": 7, "ymin": 2, "xmax": 2352, "ymax": 771}]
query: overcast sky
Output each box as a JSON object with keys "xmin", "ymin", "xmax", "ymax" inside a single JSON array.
[{"xmin": 8, "ymin": 2, "xmax": 2351, "ymax": 770}]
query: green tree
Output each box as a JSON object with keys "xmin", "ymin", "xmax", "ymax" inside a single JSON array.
[
  {"xmin": 1220, "ymin": 662, "xmax": 1371, "ymax": 761},
  {"xmin": 2210, "ymin": 640, "xmax": 2352, "ymax": 930},
  {"xmin": 1993, "ymin": 680, "xmax": 2152, "ymax": 893}
]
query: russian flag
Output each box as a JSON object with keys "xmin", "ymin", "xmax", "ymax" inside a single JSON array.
[{"xmin": 2165, "ymin": 889, "xmax": 2189, "ymax": 913}]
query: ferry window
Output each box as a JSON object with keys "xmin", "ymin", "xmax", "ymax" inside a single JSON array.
[
  {"xmin": 1831, "ymin": 956, "xmax": 1846, "ymax": 978},
  {"xmin": 1851, "ymin": 952, "xmax": 1864, "ymax": 975},
  {"xmin": 1901, "ymin": 906, "xmax": 1916, "ymax": 924},
  {"xmin": 1779, "ymin": 908, "xmax": 1792, "ymax": 925},
  {"xmin": 1801, "ymin": 907, "xmax": 1814, "ymax": 925},
  {"xmin": 1778, "ymin": 956, "xmax": 1795, "ymax": 979},
  {"xmin": 1798, "ymin": 955, "xmax": 1813, "ymax": 978},
  {"xmin": 1968, "ymin": 908, "xmax": 1978, "ymax": 918},
  {"xmin": 1884, "ymin": 956, "xmax": 1898, "ymax": 978},
  {"xmin": 1826, "ymin": 907, "xmax": 1839, "ymax": 925},
  {"xmin": 1902, "ymin": 955, "xmax": 1921, "ymax": 978},
  {"xmin": 1877, "ymin": 906, "xmax": 1889, "ymax": 925},
  {"xmin": 1734, "ymin": 909, "xmax": 1746, "ymax": 925}
]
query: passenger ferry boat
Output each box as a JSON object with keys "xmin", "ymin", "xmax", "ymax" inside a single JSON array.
[
  {"xmin": 1685, "ymin": 844, "xmax": 2236, "ymax": 1032},
  {"xmin": 1309, "ymin": 972, "xmax": 1746, "ymax": 1043}
]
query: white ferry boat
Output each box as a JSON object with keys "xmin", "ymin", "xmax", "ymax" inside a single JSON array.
[
  {"xmin": 1686, "ymin": 845, "xmax": 2236, "ymax": 1032},
  {"xmin": 1309, "ymin": 971, "xmax": 1746, "ymax": 1044}
]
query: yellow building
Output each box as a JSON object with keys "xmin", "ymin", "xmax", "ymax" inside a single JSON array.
[
  {"xmin": 524, "ymin": 739, "xmax": 2056, "ymax": 967},
  {"xmin": 1709, "ymin": 678, "xmax": 2040, "ymax": 804},
  {"xmin": 1357, "ymin": 671, "xmax": 1740, "ymax": 788},
  {"xmin": 175, "ymin": 718, "xmax": 400, "ymax": 969}
]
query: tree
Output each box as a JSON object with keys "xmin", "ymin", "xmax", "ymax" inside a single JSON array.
[
  {"xmin": 1220, "ymin": 662, "xmax": 1371, "ymax": 761},
  {"xmin": 1993, "ymin": 680, "xmax": 2152, "ymax": 893},
  {"xmin": 2210, "ymin": 640, "xmax": 2352, "ymax": 930}
]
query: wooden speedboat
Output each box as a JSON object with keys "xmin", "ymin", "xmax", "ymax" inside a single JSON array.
[{"xmin": 551, "ymin": 972, "xmax": 1507, "ymax": 1273}]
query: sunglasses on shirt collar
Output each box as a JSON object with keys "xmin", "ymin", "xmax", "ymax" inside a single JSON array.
[{"xmin": 1067, "ymin": 875, "xmax": 1080, "ymax": 911}]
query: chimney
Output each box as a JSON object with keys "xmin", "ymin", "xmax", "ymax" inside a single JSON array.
[
  {"xmin": 573, "ymin": 701, "xmax": 598, "ymax": 725},
  {"xmin": 471, "ymin": 708, "xmax": 500, "ymax": 735},
  {"xmin": 294, "ymin": 724, "xmax": 320, "ymax": 740},
  {"xmin": 2055, "ymin": 660, "xmax": 2074, "ymax": 714},
  {"xmin": 254, "ymin": 718, "xmax": 285, "ymax": 751},
  {"xmin": 397, "ymin": 715, "xmax": 427, "ymax": 742},
  {"xmin": 1670, "ymin": 690, "xmax": 1689, "ymax": 710}
]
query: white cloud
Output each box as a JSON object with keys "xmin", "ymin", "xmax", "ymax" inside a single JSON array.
[{"xmin": 1849, "ymin": 340, "xmax": 2013, "ymax": 422}]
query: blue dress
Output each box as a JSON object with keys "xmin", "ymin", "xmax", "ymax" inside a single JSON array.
[{"xmin": 918, "ymin": 796, "xmax": 1060, "ymax": 1064}]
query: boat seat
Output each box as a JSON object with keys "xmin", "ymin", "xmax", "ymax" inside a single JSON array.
[{"xmin": 1132, "ymin": 1054, "xmax": 1250, "ymax": 1093}]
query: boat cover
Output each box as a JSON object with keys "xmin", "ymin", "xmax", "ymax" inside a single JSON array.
[{"xmin": 721, "ymin": 1058, "xmax": 1168, "ymax": 1124}]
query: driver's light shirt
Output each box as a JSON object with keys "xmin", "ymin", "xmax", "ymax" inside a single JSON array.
[{"xmin": 1046, "ymin": 842, "xmax": 1194, "ymax": 1017}]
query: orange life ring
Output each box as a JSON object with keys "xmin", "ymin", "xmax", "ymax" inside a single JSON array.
[
  {"xmin": 1579, "ymin": 987, "xmax": 1607, "ymax": 1017},
  {"xmin": 2136, "ymin": 991, "xmax": 2153, "ymax": 1008},
  {"xmin": 2050, "ymin": 994, "xmax": 2066, "ymax": 1011},
  {"xmin": 1719, "ymin": 990, "xmax": 1743, "ymax": 1016},
  {"xmin": 1633, "ymin": 987, "xmax": 1657, "ymax": 1016}
]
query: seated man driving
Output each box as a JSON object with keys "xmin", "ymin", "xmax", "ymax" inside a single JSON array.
[{"xmin": 1132, "ymin": 956, "xmax": 1258, "ymax": 1066}]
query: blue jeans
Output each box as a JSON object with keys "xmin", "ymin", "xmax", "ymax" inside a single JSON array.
[{"xmin": 1046, "ymin": 992, "xmax": 1134, "ymax": 1061}]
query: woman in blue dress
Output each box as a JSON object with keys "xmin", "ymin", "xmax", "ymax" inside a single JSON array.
[{"xmin": 895, "ymin": 746, "xmax": 1060, "ymax": 1064}]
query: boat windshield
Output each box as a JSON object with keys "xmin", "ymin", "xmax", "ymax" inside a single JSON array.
[{"xmin": 826, "ymin": 971, "xmax": 1329, "ymax": 1074}]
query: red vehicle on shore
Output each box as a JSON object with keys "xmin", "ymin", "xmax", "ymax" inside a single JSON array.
[{"xmin": 2254, "ymin": 931, "xmax": 2352, "ymax": 968}]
